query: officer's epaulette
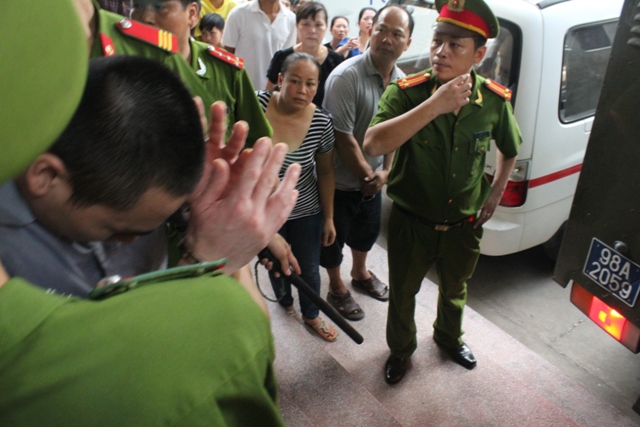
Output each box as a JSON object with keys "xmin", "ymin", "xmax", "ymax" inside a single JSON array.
[
  {"xmin": 397, "ymin": 72, "xmax": 430, "ymax": 89},
  {"xmin": 207, "ymin": 45, "xmax": 244, "ymax": 70},
  {"xmin": 115, "ymin": 19, "xmax": 178, "ymax": 53},
  {"xmin": 100, "ymin": 33, "xmax": 116, "ymax": 57},
  {"xmin": 87, "ymin": 260, "xmax": 226, "ymax": 300},
  {"xmin": 484, "ymin": 79, "xmax": 512, "ymax": 101}
]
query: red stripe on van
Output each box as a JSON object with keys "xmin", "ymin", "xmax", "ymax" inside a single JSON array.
[{"xmin": 529, "ymin": 164, "xmax": 582, "ymax": 188}]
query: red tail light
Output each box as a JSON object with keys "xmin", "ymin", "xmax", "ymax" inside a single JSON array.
[
  {"xmin": 486, "ymin": 160, "xmax": 530, "ymax": 208},
  {"xmin": 570, "ymin": 282, "xmax": 640, "ymax": 353},
  {"xmin": 499, "ymin": 180, "xmax": 529, "ymax": 207}
]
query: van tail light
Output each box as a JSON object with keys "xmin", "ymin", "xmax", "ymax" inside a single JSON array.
[
  {"xmin": 500, "ymin": 180, "xmax": 529, "ymax": 207},
  {"xmin": 570, "ymin": 282, "xmax": 640, "ymax": 353},
  {"xmin": 485, "ymin": 160, "xmax": 530, "ymax": 207}
]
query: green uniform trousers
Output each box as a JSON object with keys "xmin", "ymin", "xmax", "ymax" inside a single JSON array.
[{"xmin": 386, "ymin": 204, "xmax": 483, "ymax": 358}]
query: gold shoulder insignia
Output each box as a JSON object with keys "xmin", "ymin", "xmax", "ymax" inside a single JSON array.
[
  {"xmin": 397, "ymin": 72, "xmax": 431, "ymax": 89},
  {"xmin": 115, "ymin": 19, "xmax": 177, "ymax": 53},
  {"xmin": 206, "ymin": 45, "xmax": 244, "ymax": 70},
  {"xmin": 484, "ymin": 79, "xmax": 512, "ymax": 101}
]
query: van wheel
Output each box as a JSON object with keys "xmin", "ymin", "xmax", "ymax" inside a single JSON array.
[{"xmin": 542, "ymin": 222, "xmax": 567, "ymax": 262}]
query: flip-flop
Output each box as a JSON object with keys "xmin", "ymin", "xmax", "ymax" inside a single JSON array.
[
  {"xmin": 326, "ymin": 291, "xmax": 365, "ymax": 321},
  {"xmin": 351, "ymin": 271, "xmax": 389, "ymax": 301}
]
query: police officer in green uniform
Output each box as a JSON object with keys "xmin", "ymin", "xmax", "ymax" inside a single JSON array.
[
  {"xmin": 0, "ymin": 2, "xmax": 286, "ymax": 425},
  {"xmin": 364, "ymin": 0, "xmax": 521, "ymax": 384},
  {"xmin": 76, "ymin": 0, "xmax": 216, "ymax": 111},
  {"xmin": 129, "ymin": 0, "xmax": 273, "ymax": 145}
]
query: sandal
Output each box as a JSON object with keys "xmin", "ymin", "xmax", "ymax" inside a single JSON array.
[
  {"xmin": 352, "ymin": 271, "xmax": 389, "ymax": 301},
  {"xmin": 326, "ymin": 291, "xmax": 365, "ymax": 321},
  {"xmin": 303, "ymin": 317, "xmax": 338, "ymax": 342}
]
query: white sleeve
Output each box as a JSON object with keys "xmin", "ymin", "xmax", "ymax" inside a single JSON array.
[
  {"xmin": 221, "ymin": 7, "xmax": 241, "ymax": 48},
  {"xmin": 282, "ymin": 16, "xmax": 297, "ymax": 49}
]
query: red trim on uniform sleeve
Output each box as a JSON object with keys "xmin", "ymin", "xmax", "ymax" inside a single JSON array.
[{"xmin": 100, "ymin": 33, "xmax": 116, "ymax": 57}]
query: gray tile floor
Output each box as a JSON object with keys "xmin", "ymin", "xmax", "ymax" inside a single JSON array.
[{"xmin": 255, "ymin": 243, "xmax": 640, "ymax": 426}]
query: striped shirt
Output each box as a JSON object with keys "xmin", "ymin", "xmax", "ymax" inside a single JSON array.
[{"xmin": 257, "ymin": 91, "xmax": 335, "ymax": 220}]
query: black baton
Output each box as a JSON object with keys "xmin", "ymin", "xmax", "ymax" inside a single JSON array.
[{"xmin": 258, "ymin": 248, "xmax": 364, "ymax": 344}]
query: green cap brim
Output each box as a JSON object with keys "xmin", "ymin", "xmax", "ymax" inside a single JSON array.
[{"xmin": 0, "ymin": 0, "xmax": 88, "ymax": 183}]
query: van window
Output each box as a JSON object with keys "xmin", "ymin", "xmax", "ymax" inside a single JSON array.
[
  {"xmin": 475, "ymin": 21, "xmax": 521, "ymax": 104},
  {"xmin": 560, "ymin": 20, "xmax": 618, "ymax": 123}
]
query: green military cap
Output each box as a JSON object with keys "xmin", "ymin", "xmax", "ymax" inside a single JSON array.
[
  {"xmin": 435, "ymin": 0, "xmax": 500, "ymax": 39},
  {"xmin": 0, "ymin": 0, "xmax": 88, "ymax": 184}
]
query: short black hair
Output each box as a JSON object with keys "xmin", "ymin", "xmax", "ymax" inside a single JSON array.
[
  {"xmin": 176, "ymin": 0, "xmax": 200, "ymax": 10},
  {"xmin": 472, "ymin": 34, "xmax": 487, "ymax": 50},
  {"xmin": 372, "ymin": 4, "xmax": 414, "ymax": 37},
  {"xmin": 295, "ymin": 1, "xmax": 327, "ymax": 24},
  {"xmin": 330, "ymin": 15, "xmax": 348, "ymax": 29},
  {"xmin": 49, "ymin": 56, "xmax": 204, "ymax": 211},
  {"xmin": 200, "ymin": 12, "xmax": 225, "ymax": 32}
]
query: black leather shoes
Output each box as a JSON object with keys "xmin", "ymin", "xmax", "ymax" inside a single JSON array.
[
  {"xmin": 434, "ymin": 337, "xmax": 477, "ymax": 370},
  {"xmin": 384, "ymin": 355, "xmax": 408, "ymax": 384}
]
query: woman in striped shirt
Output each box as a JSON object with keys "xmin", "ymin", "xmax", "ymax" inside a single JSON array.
[{"xmin": 258, "ymin": 52, "xmax": 338, "ymax": 342}]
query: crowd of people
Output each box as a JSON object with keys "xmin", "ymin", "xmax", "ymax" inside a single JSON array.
[{"xmin": 0, "ymin": 0, "xmax": 521, "ymax": 424}]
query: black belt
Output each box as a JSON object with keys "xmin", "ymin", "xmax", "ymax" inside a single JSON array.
[{"xmin": 397, "ymin": 206, "xmax": 474, "ymax": 231}]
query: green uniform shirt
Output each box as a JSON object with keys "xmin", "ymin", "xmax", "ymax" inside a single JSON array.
[
  {"xmin": 371, "ymin": 69, "xmax": 521, "ymax": 223},
  {"xmin": 190, "ymin": 40, "xmax": 273, "ymax": 145},
  {"xmin": 91, "ymin": 6, "xmax": 216, "ymax": 110},
  {"xmin": 0, "ymin": 275, "xmax": 284, "ymax": 427}
]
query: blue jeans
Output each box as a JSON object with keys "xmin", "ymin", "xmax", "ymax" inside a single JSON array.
[
  {"xmin": 320, "ymin": 189, "xmax": 382, "ymax": 269},
  {"xmin": 269, "ymin": 212, "xmax": 323, "ymax": 320}
]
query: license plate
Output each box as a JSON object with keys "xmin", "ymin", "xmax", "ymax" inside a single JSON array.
[{"xmin": 583, "ymin": 238, "xmax": 640, "ymax": 307}]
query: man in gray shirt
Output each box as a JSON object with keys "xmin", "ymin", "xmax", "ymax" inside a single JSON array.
[
  {"xmin": 320, "ymin": 5, "xmax": 414, "ymax": 320},
  {"xmin": 0, "ymin": 181, "xmax": 167, "ymax": 297}
]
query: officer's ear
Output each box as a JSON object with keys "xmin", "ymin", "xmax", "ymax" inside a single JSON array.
[
  {"xmin": 21, "ymin": 153, "xmax": 69, "ymax": 198},
  {"xmin": 474, "ymin": 45, "xmax": 487, "ymax": 65},
  {"xmin": 187, "ymin": 1, "xmax": 200, "ymax": 30}
]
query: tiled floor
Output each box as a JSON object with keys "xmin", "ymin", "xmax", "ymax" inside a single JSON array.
[{"xmin": 255, "ymin": 243, "xmax": 640, "ymax": 426}]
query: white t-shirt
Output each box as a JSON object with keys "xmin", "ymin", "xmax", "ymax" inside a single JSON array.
[{"xmin": 222, "ymin": 1, "xmax": 296, "ymax": 90}]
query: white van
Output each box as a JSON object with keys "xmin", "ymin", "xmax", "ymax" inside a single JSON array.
[{"xmin": 322, "ymin": 0, "xmax": 623, "ymax": 258}]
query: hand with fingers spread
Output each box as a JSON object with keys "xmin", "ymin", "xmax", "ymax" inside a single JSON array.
[{"xmin": 183, "ymin": 101, "xmax": 301, "ymax": 274}]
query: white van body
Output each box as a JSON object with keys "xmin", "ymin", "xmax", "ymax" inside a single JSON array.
[{"xmin": 322, "ymin": 0, "xmax": 623, "ymax": 257}]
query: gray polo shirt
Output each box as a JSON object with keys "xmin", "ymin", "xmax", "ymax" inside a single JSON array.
[
  {"xmin": 322, "ymin": 49, "xmax": 405, "ymax": 191},
  {"xmin": 0, "ymin": 181, "xmax": 167, "ymax": 297}
]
